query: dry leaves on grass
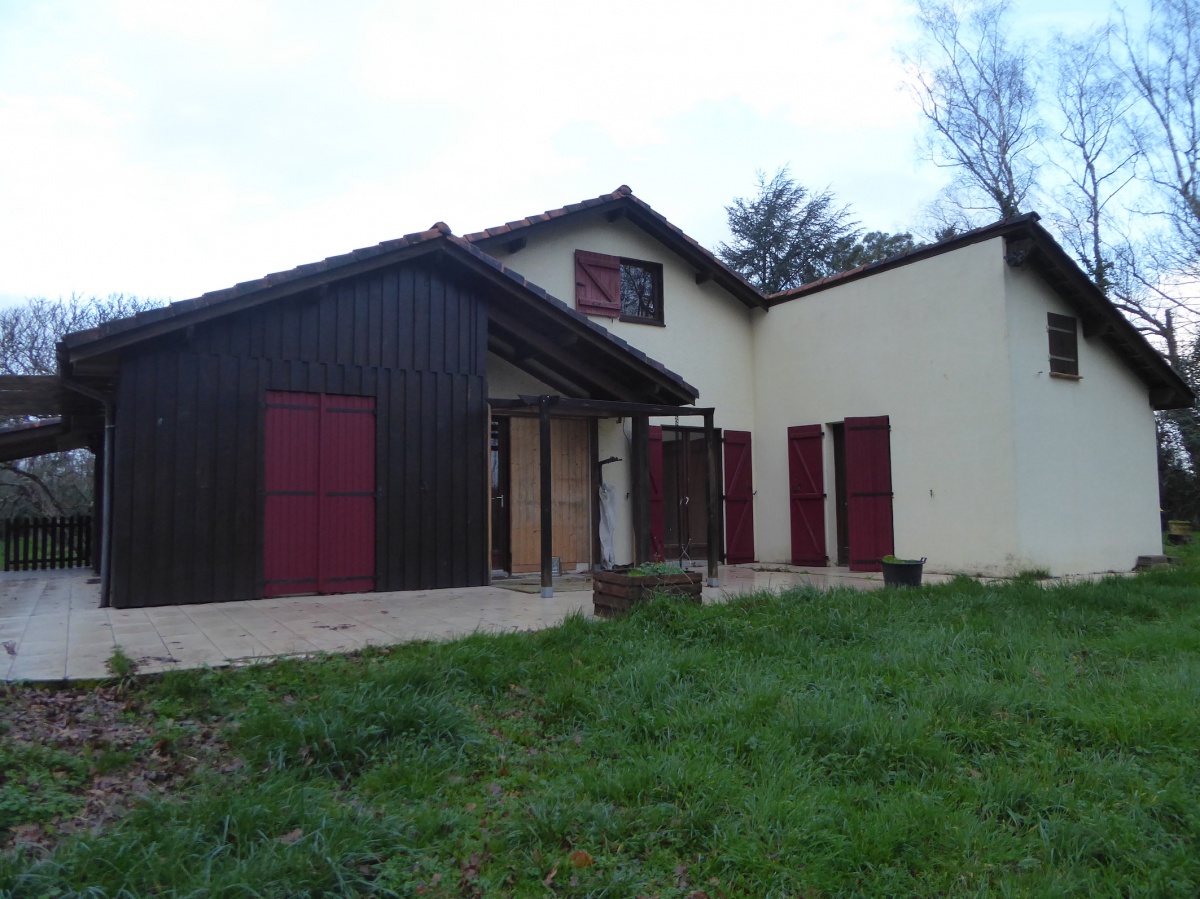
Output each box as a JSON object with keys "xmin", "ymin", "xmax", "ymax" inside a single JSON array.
[{"xmin": 1, "ymin": 683, "xmax": 232, "ymax": 853}]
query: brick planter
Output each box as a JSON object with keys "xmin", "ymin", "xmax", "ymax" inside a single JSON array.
[{"xmin": 592, "ymin": 568, "xmax": 704, "ymax": 618}]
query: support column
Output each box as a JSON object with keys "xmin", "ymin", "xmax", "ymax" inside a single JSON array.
[
  {"xmin": 90, "ymin": 436, "xmax": 103, "ymax": 573},
  {"xmin": 539, "ymin": 397, "xmax": 554, "ymax": 598},
  {"xmin": 631, "ymin": 415, "xmax": 651, "ymax": 565},
  {"xmin": 703, "ymin": 411, "xmax": 720, "ymax": 588}
]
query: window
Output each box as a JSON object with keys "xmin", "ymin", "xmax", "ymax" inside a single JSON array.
[
  {"xmin": 619, "ymin": 259, "xmax": 663, "ymax": 323},
  {"xmin": 1047, "ymin": 312, "xmax": 1079, "ymax": 376},
  {"xmin": 574, "ymin": 250, "xmax": 663, "ymax": 324}
]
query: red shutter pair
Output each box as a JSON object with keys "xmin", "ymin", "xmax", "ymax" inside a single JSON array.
[{"xmin": 789, "ymin": 416, "xmax": 893, "ymax": 571}]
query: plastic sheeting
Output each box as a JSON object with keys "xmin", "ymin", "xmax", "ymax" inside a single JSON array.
[{"xmin": 598, "ymin": 481, "xmax": 617, "ymax": 569}]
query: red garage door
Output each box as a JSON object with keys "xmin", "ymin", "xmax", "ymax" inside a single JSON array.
[{"xmin": 264, "ymin": 391, "xmax": 375, "ymax": 597}]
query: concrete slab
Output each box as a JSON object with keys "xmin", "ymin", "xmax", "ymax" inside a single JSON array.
[{"xmin": 0, "ymin": 563, "xmax": 939, "ymax": 682}]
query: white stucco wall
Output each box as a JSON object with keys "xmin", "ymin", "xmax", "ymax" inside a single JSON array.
[
  {"xmin": 483, "ymin": 218, "xmax": 1163, "ymax": 577},
  {"xmin": 485, "ymin": 213, "xmax": 757, "ymax": 433},
  {"xmin": 751, "ymin": 238, "xmax": 1026, "ymax": 574},
  {"xmin": 486, "ymin": 353, "xmax": 561, "ymax": 400},
  {"xmin": 485, "ymin": 212, "xmax": 759, "ymax": 566},
  {"xmin": 1003, "ymin": 266, "xmax": 1162, "ymax": 573}
]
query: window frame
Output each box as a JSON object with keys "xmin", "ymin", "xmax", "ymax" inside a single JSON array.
[
  {"xmin": 1047, "ymin": 312, "xmax": 1080, "ymax": 378},
  {"xmin": 617, "ymin": 257, "xmax": 665, "ymax": 326}
]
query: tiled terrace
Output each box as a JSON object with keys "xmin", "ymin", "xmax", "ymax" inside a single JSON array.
[{"xmin": 1, "ymin": 564, "xmax": 918, "ymax": 682}]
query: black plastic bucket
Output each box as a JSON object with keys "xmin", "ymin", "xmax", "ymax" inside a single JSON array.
[{"xmin": 882, "ymin": 557, "xmax": 926, "ymax": 588}]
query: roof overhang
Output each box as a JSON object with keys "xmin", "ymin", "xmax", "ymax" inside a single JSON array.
[
  {"xmin": 769, "ymin": 213, "xmax": 1194, "ymax": 411},
  {"xmin": 58, "ymin": 229, "xmax": 698, "ymax": 407},
  {"xmin": 0, "ymin": 417, "xmax": 94, "ymax": 463},
  {"xmin": 465, "ymin": 187, "xmax": 768, "ymax": 310}
]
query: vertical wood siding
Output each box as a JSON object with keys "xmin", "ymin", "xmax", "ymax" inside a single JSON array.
[{"xmin": 109, "ymin": 261, "xmax": 489, "ymax": 607}]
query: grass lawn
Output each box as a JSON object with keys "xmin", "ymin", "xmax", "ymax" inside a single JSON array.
[{"xmin": 3, "ymin": 555, "xmax": 1200, "ymax": 896}]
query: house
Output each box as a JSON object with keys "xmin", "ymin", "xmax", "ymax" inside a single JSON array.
[{"xmin": 0, "ymin": 186, "xmax": 1189, "ymax": 607}]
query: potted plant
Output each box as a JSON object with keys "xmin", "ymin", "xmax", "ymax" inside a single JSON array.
[
  {"xmin": 592, "ymin": 562, "xmax": 703, "ymax": 618},
  {"xmin": 881, "ymin": 554, "xmax": 926, "ymax": 588}
]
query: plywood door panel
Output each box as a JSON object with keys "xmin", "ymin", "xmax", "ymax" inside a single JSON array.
[{"xmin": 509, "ymin": 417, "xmax": 592, "ymax": 573}]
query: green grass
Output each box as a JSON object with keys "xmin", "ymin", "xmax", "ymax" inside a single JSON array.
[{"xmin": 4, "ymin": 551, "xmax": 1200, "ymax": 896}]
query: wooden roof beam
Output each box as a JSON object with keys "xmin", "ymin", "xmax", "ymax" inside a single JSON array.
[{"xmin": 487, "ymin": 308, "xmax": 642, "ymax": 401}]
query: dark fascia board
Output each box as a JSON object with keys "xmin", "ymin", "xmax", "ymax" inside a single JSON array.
[
  {"xmin": 768, "ymin": 213, "xmax": 1193, "ymax": 411},
  {"xmin": 0, "ymin": 417, "xmax": 91, "ymax": 463},
  {"xmin": 765, "ymin": 213, "xmax": 1046, "ymax": 305},
  {"xmin": 59, "ymin": 228, "xmax": 698, "ymax": 406},
  {"xmin": 464, "ymin": 187, "xmax": 768, "ymax": 310}
]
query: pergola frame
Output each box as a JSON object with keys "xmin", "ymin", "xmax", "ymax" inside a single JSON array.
[{"xmin": 493, "ymin": 395, "xmax": 720, "ymax": 596}]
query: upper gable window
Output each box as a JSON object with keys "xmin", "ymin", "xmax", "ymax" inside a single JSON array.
[
  {"xmin": 619, "ymin": 259, "xmax": 663, "ymax": 324},
  {"xmin": 1047, "ymin": 312, "xmax": 1079, "ymax": 377},
  {"xmin": 574, "ymin": 250, "xmax": 664, "ymax": 324}
]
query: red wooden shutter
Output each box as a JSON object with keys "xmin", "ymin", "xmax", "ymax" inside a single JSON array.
[
  {"xmin": 318, "ymin": 394, "xmax": 376, "ymax": 594},
  {"xmin": 265, "ymin": 393, "xmax": 321, "ymax": 597},
  {"xmin": 788, "ymin": 425, "xmax": 827, "ymax": 566},
  {"xmin": 575, "ymin": 250, "xmax": 621, "ymax": 317},
  {"xmin": 845, "ymin": 415, "xmax": 893, "ymax": 572},
  {"xmin": 649, "ymin": 425, "xmax": 665, "ymax": 562},
  {"xmin": 263, "ymin": 391, "xmax": 376, "ymax": 597},
  {"xmin": 723, "ymin": 430, "xmax": 755, "ymax": 564}
]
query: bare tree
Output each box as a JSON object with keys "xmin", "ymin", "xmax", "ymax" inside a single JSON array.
[
  {"xmin": 1048, "ymin": 29, "xmax": 1140, "ymax": 295},
  {"xmin": 1122, "ymin": 0, "xmax": 1200, "ymax": 277},
  {"xmin": 0, "ymin": 294, "xmax": 163, "ymax": 518},
  {"xmin": 908, "ymin": 0, "xmax": 1042, "ymax": 222}
]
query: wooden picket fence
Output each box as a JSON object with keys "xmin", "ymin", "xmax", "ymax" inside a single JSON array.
[{"xmin": 3, "ymin": 515, "xmax": 93, "ymax": 571}]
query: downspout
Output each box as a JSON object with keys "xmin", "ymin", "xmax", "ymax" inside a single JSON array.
[{"xmin": 60, "ymin": 378, "xmax": 115, "ymax": 608}]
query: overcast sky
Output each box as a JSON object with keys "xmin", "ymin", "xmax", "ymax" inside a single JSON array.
[{"xmin": 0, "ymin": 0, "xmax": 1113, "ymax": 307}]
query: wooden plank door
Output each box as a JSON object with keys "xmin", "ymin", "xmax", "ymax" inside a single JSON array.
[
  {"xmin": 649, "ymin": 426, "xmax": 664, "ymax": 562},
  {"xmin": 845, "ymin": 415, "xmax": 893, "ymax": 572},
  {"xmin": 264, "ymin": 393, "xmax": 321, "ymax": 596},
  {"xmin": 723, "ymin": 430, "xmax": 755, "ymax": 564},
  {"xmin": 788, "ymin": 425, "xmax": 827, "ymax": 566},
  {"xmin": 264, "ymin": 391, "xmax": 375, "ymax": 597},
  {"xmin": 317, "ymin": 394, "xmax": 376, "ymax": 594}
]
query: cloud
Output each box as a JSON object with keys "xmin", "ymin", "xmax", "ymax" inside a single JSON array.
[{"xmin": 0, "ymin": 0, "xmax": 933, "ymax": 301}]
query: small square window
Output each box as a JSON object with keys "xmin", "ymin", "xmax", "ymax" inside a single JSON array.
[
  {"xmin": 619, "ymin": 259, "xmax": 663, "ymax": 324},
  {"xmin": 1047, "ymin": 312, "xmax": 1079, "ymax": 376}
]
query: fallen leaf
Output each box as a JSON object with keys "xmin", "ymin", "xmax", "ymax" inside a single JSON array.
[
  {"xmin": 675, "ymin": 863, "xmax": 691, "ymax": 889},
  {"xmin": 543, "ymin": 865, "xmax": 558, "ymax": 887},
  {"xmin": 277, "ymin": 828, "xmax": 303, "ymax": 845},
  {"xmin": 569, "ymin": 849, "xmax": 595, "ymax": 868}
]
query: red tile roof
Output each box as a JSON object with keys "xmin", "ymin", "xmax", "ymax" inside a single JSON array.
[{"xmin": 463, "ymin": 186, "xmax": 768, "ymax": 310}]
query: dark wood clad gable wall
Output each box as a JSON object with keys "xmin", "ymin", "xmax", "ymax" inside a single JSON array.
[{"xmin": 108, "ymin": 260, "xmax": 489, "ymax": 608}]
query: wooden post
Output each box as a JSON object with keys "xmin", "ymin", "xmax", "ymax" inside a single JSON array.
[
  {"xmin": 704, "ymin": 411, "xmax": 720, "ymax": 588},
  {"xmin": 631, "ymin": 415, "xmax": 651, "ymax": 565},
  {"xmin": 539, "ymin": 397, "xmax": 554, "ymax": 598},
  {"xmin": 91, "ymin": 437, "xmax": 103, "ymax": 573}
]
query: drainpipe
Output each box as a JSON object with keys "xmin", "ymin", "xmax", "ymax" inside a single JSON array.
[{"xmin": 60, "ymin": 378, "xmax": 115, "ymax": 608}]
